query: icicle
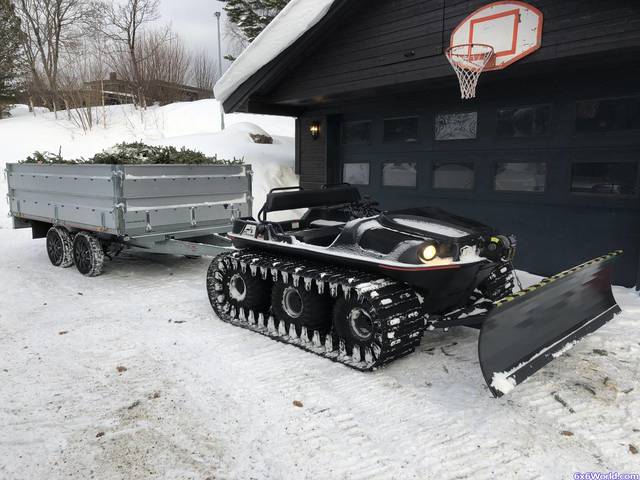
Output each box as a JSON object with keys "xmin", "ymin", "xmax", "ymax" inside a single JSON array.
[
  {"xmin": 258, "ymin": 312, "xmax": 265, "ymax": 327},
  {"xmin": 338, "ymin": 339, "xmax": 347, "ymax": 358},
  {"xmin": 342, "ymin": 286, "xmax": 351, "ymax": 299},
  {"xmin": 300, "ymin": 326, "xmax": 309, "ymax": 343},
  {"xmin": 330, "ymin": 283, "xmax": 338, "ymax": 297},
  {"xmin": 239, "ymin": 308, "xmax": 246, "ymax": 322},
  {"xmin": 271, "ymin": 268, "xmax": 279, "ymax": 281},
  {"xmin": 260, "ymin": 266, "xmax": 268, "ymax": 280},
  {"xmin": 248, "ymin": 310, "xmax": 256, "ymax": 324},
  {"xmin": 288, "ymin": 324, "xmax": 299, "ymax": 340},
  {"xmin": 267, "ymin": 316, "xmax": 276, "ymax": 333},
  {"xmin": 250, "ymin": 264, "xmax": 257, "ymax": 276},
  {"xmin": 364, "ymin": 347, "xmax": 373, "ymax": 364},
  {"xmin": 312, "ymin": 330, "xmax": 322, "ymax": 348},
  {"xmin": 281, "ymin": 271, "xmax": 289, "ymax": 283},
  {"xmin": 317, "ymin": 280, "xmax": 325, "ymax": 295},
  {"xmin": 278, "ymin": 321, "xmax": 288, "ymax": 337},
  {"xmin": 304, "ymin": 278, "xmax": 312, "ymax": 291},
  {"xmin": 351, "ymin": 346, "xmax": 361, "ymax": 362},
  {"xmin": 293, "ymin": 275, "xmax": 300, "ymax": 287},
  {"xmin": 325, "ymin": 335, "xmax": 334, "ymax": 352}
]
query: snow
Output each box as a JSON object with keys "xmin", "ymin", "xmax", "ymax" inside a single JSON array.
[
  {"xmin": 491, "ymin": 372, "xmax": 517, "ymax": 395},
  {"xmin": 214, "ymin": 0, "xmax": 336, "ymax": 106},
  {"xmin": 0, "ymin": 99, "xmax": 298, "ymax": 228}
]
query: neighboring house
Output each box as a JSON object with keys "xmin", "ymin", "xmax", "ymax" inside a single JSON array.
[
  {"xmin": 215, "ymin": 0, "xmax": 640, "ymax": 287},
  {"xmin": 83, "ymin": 73, "xmax": 213, "ymax": 106}
]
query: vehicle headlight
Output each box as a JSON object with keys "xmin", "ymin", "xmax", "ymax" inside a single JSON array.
[{"xmin": 418, "ymin": 243, "xmax": 438, "ymax": 263}]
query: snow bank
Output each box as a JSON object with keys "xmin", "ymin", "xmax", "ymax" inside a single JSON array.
[
  {"xmin": 214, "ymin": 0, "xmax": 336, "ymax": 106},
  {"xmin": 0, "ymin": 99, "xmax": 298, "ymax": 228}
]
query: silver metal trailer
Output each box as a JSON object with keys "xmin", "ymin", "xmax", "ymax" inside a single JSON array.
[{"xmin": 5, "ymin": 163, "xmax": 252, "ymax": 276}]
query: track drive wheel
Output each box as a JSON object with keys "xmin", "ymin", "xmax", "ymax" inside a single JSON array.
[
  {"xmin": 46, "ymin": 226, "xmax": 74, "ymax": 268},
  {"xmin": 333, "ymin": 296, "xmax": 381, "ymax": 354},
  {"xmin": 271, "ymin": 279, "xmax": 332, "ymax": 335},
  {"xmin": 207, "ymin": 255, "xmax": 272, "ymax": 317},
  {"xmin": 73, "ymin": 232, "xmax": 105, "ymax": 277}
]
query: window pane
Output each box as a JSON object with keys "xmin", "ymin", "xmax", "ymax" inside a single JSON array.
[
  {"xmin": 571, "ymin": 162, "xmax": 638, "ymax": 195},
  {"xmin": 342, "ymin": 121, "xmax": 371, "ymax": 145},
  {"xmin": 383, "ymin": 162, "xmax": 417, "ymax": 187},
  {"xmin": 343, "ymin": 163, "xmax": 370, "ymax": 185},
  {"xmin": 497, "ymin": 105, "xmax": 551, "ymax": 137},
  {"xmin": 435, "ymin": 112, "xmax": 477, "ymax": 140},
  {"xmin": 433, "ymin": 163, "xmax": 474, "ymax": 190},
  {"xmin": 495, "ymin": 163, "xmax": 547, "ymax": 192},
  {"xmin": 576, "ymin": 97, "xmax": 640, "ymax": 132},
  {"xmin": 384, "ymin": 117, "xmax": 418, "ymax": 143}
]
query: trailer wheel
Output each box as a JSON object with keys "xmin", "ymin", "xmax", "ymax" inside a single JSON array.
[
  {"xmin": 73, "ymin": 232, "xmax": 105, "ymax": 277},
  {"xmin": 46, "ymin": 226, "xmax": 74, "ymax": 268},
  {"xmin": 332, "ymin": 297, "xmax": 378, "ymax": 351},
  {"xmin": 271, "ymin": 280, "xmax": 332, "ymax": 334},
  {"xmin": 207, "ymin": 256, "xmax": 272, "ymax": 316}
]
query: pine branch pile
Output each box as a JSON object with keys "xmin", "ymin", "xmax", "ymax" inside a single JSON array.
[{"xmin": 21, "ymin": 142, "xmax": 244, "ymax": 166}]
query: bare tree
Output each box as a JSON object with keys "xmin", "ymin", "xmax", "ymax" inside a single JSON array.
[
  {"xmin": 190, "ymin": 49, "xmax": 219, "ymax": 92},
  {"xmin": 16, "ymin": 0, "xmax": 90, "ymax": 116},
  {"xmin": 94, "ymin": 0, "xmax": 162, "ymax": 108}
]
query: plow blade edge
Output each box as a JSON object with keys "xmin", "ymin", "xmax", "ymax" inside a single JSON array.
[{"xmin": 478, "ymin": 251, "xmax": 622, "ymax": 397}]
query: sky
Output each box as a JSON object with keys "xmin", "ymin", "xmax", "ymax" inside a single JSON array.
[{"xmin": 155, "ymin": 0, "xmax": 236, "ymax": 74}]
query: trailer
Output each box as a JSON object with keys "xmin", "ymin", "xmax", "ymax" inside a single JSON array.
[{"xmin": 5, "ymin": 163, "xmax": 252, "ymax": 276}]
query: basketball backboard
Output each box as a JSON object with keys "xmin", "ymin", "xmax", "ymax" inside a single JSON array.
[{"xmin": 450, "ymin": 1, "xmax": 544, "ymax": 71}]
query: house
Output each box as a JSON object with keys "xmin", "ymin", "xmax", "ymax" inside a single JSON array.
[
  {"xmin": 84, "ymin": 73, "xmax": 213, "ymax": 106},
  {"xmin": 215, "ymin": 0, "xmax": 640, "ymax": 287}
]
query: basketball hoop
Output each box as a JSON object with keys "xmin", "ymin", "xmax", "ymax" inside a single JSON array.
[{"xmin": 446, "ymin": 43, "xmax": 495, "ymax": 99}]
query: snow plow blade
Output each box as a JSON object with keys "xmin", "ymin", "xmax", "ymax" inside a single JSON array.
[{"xmin": 478, "ymin": 251, "xmax": 622, "ymax": 397}]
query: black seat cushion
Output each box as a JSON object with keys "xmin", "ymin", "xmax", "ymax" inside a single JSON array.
[{"xmin": 265, "ymin": 187, "xmax": 361, "ymax": 213}]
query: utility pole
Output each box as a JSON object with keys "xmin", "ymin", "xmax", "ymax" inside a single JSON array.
[{"xmin": 215, "ymin": 11, "xmax": 225, "ymax": 130}]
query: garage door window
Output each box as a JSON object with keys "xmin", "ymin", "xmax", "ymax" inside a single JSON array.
[
  {"xmin": 433, "ymin": 163, "xmax": 474, "ymax": 190},
  {"xmin": 435, "ymin": 112, "xmax": 477, "ymax": 140},
  {"xmin": 384, "ymin": 117, "xmax": 419, "ymax": 143},
  {"xmin": 571, "ymin": 162, "xmax": 638, "ymax": 196},
  {"xmin": 495, "ymin": 163, "xmax": 547, "ymax": 192},
  {"xmin": 383, "ymin": 162, "xmax": 417, "ymax": 187},
  {"xmin": 343, "ymin": 163, "xmax": 370, "ymax": 185},
  {"xmin": 576, "ymin": 96, "xmax": 640, "ymax": 133},
  {"xmin": 342, "ymin": 121, "xmax": 372, "ymax": 145},
  {"xmin": 497, "ymin": 105, "xmax": 551, "ymax": 137}
]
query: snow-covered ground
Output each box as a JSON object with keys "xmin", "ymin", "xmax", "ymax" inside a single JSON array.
[
  {"xmin": 0, "ymin": 100, "xmax": 297, "ymax": 228},
  {"xmin": 1, "ymin": 101, "xmax": 639, "ymax": 479}
]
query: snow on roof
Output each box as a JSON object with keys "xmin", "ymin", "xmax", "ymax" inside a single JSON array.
[{"xmin": 214, "ymin": 0, "xmax": 337, "ymax": 107}]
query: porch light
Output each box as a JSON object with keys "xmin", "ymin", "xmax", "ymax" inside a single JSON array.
[{"xmin": 309, "ymin": 121, "xmax": 320, "ymax": 140}]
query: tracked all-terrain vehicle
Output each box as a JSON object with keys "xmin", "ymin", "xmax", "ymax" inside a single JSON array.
[{"xmin": 206, "ymin": 185, "xmax": 621, "ymax": 396}]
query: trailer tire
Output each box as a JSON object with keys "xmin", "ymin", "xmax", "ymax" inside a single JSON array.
[
  {"xmin": 73, "ymin": 232, "xmax": 105, "ymax": 277},
  {"xmin": 46, "ymin": 226, "xmax": 74, "ymax": 268}
]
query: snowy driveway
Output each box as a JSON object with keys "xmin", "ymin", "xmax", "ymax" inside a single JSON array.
[{"xmin": 1, "ymin": 228, "xmax": 639, "ymax": 480}]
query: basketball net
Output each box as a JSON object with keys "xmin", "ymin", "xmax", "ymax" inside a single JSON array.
[{"xmin": 445, "ymin": 44, "xmax": 495, "ymax": 99}]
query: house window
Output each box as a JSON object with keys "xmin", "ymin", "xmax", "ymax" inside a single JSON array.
[
  {"xmin": 383, "ymin": 162, "xmax": 417, "ymax": 187},
  {"xmin": 435, "ymin": 112, "xmax": 477, "ymax": 141},
  {"xmin": 342, "ymin": 121, "xmax": 372, "ymax": 145},
  {"xmin": 495, "ymin": 163, "xmax": 547, "ymax": 192},
  {"xmin": 384, "ymin": 117, "xmax": 419, "ymax": 143},
  {"xmin": 576, "ymin": 96, "xmax": 640, "ymax": 133},
  {"xmin": 497, "ymin": 104, "xmax": 551, "ymax": 137},
  {"xmin": 571, "ymin": 162, "xmax": 638, "ymax": 196},
  {"xmin": 343, "ymin": 163, "xmax": 370, "ymax": 185},
  {"xmin": 433, "ymin": 163, "xmax": 474, "ymax": 190}
]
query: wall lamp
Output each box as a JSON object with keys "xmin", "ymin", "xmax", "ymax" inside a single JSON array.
[{"xmin": 309, "ymin": 121, "xmax": 321, "ymax": 140}]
